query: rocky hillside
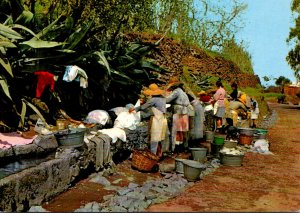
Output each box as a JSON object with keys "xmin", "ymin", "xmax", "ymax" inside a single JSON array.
[{"xmin": 125, "ymin": 32, "xmax": 261, "ymax": 88}]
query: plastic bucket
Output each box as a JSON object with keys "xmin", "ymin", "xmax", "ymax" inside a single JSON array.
[
  {"xmin": 239, "ymin": 134, "xmax": 253, "ymax": 145},
  {"xmin": 223, "ymin": 140, "xmax": 238, "ymax": 148},
  {"xmin": 213, "ymin": 136, "xmax": 225, "ymax": 145},
  {"xmin": 205, "ymin": 131, "xmax": 215, "ymax": 142},
  {"xmin": 220, "ymin": 153, "xmax": 244, "ymax": 166},
  {"xmin": 183, "ymin": 160, "xmax": 206, "ymax": 181},
  {"xmin": 54, "ymin": 128, "xmax": 86, "ymax": 147},
  {"xmin": 189, "ymin": 148, "xmax": 207, "ymax": 163},
  {"xmin": 175, "ymin": 158, "xmax": 187, "ymax": 173}
]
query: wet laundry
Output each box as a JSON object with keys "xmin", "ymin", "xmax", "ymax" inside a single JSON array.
[
  {"xmin": 34, "ymin": 71, "xmax": 56, "ymax": 98},
  {"xmin": 63, "ymin": 65, "xmax": 88, "ymax": 88}
]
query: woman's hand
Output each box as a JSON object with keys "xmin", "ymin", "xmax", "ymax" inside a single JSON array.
[{"xmin": 128, "ymin": 107, "xmax": 135, "ymax": 113}]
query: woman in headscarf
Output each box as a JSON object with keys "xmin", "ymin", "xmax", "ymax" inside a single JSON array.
[
  {"xmin": 129, "ymin": 83, "xmax": 168, "ymax": 157},
  {"xmin": 165, "ymin": 76, "xmax": 191, "ymax": 153}
]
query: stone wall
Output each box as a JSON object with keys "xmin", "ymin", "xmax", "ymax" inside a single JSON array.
[
  {"xmin": 0, "ymin": 135, "xmax": 58, "ymax": 159},
  {"xmin": 0, "ymin": 123, "xmax": 149, "ymax": 212}
]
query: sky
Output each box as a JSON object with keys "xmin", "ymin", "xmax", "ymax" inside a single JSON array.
[{"xmin": 236, "ymin": 0, "xmax": 297, "ymax": 86}]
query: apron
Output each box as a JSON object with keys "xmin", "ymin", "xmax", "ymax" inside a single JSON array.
[
  {"xmin": 150, "ymin": 107, "xmax": 167, "ymax": 142},
  {"xmin": 171, "ymin": 114, "xmax": 189, "ymax": 150}
]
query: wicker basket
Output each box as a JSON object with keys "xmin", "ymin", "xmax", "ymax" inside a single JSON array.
[{"xmin": 131, "ymin": 149, "xmax": 159, "ymax": 172}]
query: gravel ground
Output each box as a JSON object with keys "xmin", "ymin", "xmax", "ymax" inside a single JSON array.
[{"xmin": 258, "ymin": 108, "xmax": 278, "ymax": 129}]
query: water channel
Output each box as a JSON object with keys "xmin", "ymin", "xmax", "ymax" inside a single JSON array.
[{"xmin": 0, "ymin": 152, "xmax": 55, "ymax": 179}]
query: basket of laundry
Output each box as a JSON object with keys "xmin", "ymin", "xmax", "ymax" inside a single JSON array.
[{"xmin": 131, "ymin": 149, "xmax": 159, "ymax": 172}]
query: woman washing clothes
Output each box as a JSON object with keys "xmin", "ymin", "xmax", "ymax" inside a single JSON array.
[
  {"xmin": 165, "ymin": 76, "xmax": 191, "ymax": 154},
  {"xmin": 129, "ymin": 84, "xmax": 168, "ymax": 158},
  {"xmin": 213, "ymin": 79, "xmax": 226, "ymax": 131}
]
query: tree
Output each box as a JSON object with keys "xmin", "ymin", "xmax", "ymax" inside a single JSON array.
[
  {"xmin": 152, "ymin": 0, "xmax": 247, "ymax": 50},
  {"xmin": 287, "ymin": 0, "xmax": 300, "ymax": 80},
  {"xmin": 275, "ymin": 76, "xmax": 291, "ymax": 87}
]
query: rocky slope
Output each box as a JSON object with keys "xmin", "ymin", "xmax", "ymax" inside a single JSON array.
[{"xmin": 125, "ymin": 32, "xmax": 261, "ymax": 87}]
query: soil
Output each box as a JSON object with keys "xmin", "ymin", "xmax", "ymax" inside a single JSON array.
[
  {"xmin": 43, "ymin": 102, "xmax": 300, "ymax": 212},
  {"xmin": 147, "ymin": 102, "xmax": 300, "ymax": 212}
]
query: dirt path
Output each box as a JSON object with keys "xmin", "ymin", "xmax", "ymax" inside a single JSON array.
[{"xmin": 147, "ymin": 102, "xmax": 300, "ymax": 212}]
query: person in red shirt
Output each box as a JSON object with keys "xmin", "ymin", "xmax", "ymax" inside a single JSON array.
[{"xmin": 198, "ymin": 90, "xmax": 212, "ymax": 103}]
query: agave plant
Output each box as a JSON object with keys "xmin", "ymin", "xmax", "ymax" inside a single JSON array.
[{"xmin": 0, "ymin": 1, "xmax": 168, "ymax": 130}]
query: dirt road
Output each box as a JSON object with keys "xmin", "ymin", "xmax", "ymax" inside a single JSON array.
[{"xmin": 147, "ymin": 102, "xmax": 300, "ymax": 212}]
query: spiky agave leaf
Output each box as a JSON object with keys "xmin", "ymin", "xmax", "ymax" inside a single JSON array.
[
  {"xmin": 0, "ymin": 76, "xmax": 12, "ymax": 100},
  {"xmin": 0, "ymin": 58, "xmax": 13, "ymax": 77},
  {"xmin": 20, "ymin": 38, "xmax": 66, "ymax": 48},
  {"xmin": 0, "ymin": 23, "xmax": 23, "ymax": 39},
  {"xmin": 63, "ymin": 21, "xmax": 93, "ymax": 50},
  {"xmin": 15, "ymin": 10, "xmax": 33, "ymax": 24}
]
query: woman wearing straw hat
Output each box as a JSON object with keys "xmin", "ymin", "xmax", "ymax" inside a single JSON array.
[
  {"xmin": 129, "ymin": 83, "xmax": 168, "ymax": 157},
  {"xmin": 165, "ymin": 76, "xmax": 191, "ymax": 154}
]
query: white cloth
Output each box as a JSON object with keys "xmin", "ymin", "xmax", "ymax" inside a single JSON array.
[
  {"xmin": 113, "ymin": 111, "xmax": 140, "ymax": 130},
  {"xmin": 134, "ymin": 99, "xmax": 141, "ymax": 123},
  {"xmin": 253, "ymin": 139, "xmax": 269, "ymax": 153},
  {"xmin": 213, "ymin": 101, "xmax": 219, "ymax": 115},
  {"xmin": 63, "ymin": 65, "xmax": 88, "ymax": 88},
  {"xmin": 98, "ymin": 127, "xmax": 126, "ymax": 143},
  {"xmin": 109, "ymin": 107, "xmax": 127, "ymax": 116},
  {"xmin": 85, "ymin": 110, "xmax": 110, "ymax": 125},
  {"xmin": 251, "ymin": 107, "xmax": 259, "ymax": 119}
]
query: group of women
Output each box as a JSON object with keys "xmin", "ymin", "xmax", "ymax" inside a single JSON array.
[{"xmin": 129, "ymin": 76, "xmax": 259, "ymax": 158}]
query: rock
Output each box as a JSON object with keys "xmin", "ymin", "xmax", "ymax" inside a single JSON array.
[
  {"xmin": 103, "ymin": 194, "xmax": 114, "ymax": 201},
  {"xmin": 0, "ymin": 147, "xmax": 13, "ymax": 158},
  {"xmin": 145, "ymin": 193, "xmax": 158, "ymax": 200},
  {"xmin": 127, "ymin": 191, "xmax": 145, "ymax": 200},
  {"xmin": 112, "ymin": 178, "xmax": 123, "ymax": 184},
  {"xmin": 28, "ymin": 206, "xmax": 49, "ymax": 212},
  {"xmin": 91, "ymin": 202, "xmax": 101, "ymax": 212},
  {"xmin": 103, "ymin": 185, "xmax": 122, "ymax": 191},
  {"xmin": 89, "ymin": 175, "xmax": 111, "ymax": 186},
  {"xmin": 159, "ymin": 163, "xmax": 175, "ymax": 173},
  {"xmin": 162, "ymin": 173, "xmax": 173, "ymax": 179},
  {"xmin": 13, "ymin": 144, "xmax": 42, "ymax": 156},
  {"xmin": 152, "ymin": 186, "xmax": 165, "ymax": 193},
  {"xmin": 117, "ymin": 188, "xmax": 133, "ymax": 196},
  {"xmin": 152, "ymin": 195, "xmax": 169, "ymax": 204},
  {"xmin": 34, "ymin": 135, "xmax": 58, "ymax": 151},
  {"xmin": 128, "ymin": 182, "xmax": 139, "ymax": 189},
  {"xmin": 110, "ymin": 206, "xmax": 127, "ymax": 212},
  {"xmin": 110, "ymin": 196, "xmax": 128, "ymax": 206},
  {"xmin": 120, "ymin": 198, "xmax": 133, "ymax": 209}
]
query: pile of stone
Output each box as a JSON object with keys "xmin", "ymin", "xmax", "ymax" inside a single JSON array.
[
  {"xmin": 259, "ymin": 109, "xmax": 278, "ymax": 129},
  {"xmin": 74, "ymin": 159, "xmax": 221, "ymax": 212}
]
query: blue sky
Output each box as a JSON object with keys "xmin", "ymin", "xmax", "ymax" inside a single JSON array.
[{"xmin": 236, "ymin": 0, "xmax": 297, "ymax": 86}]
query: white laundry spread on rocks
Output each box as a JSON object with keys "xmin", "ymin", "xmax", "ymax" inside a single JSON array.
[
  {"xmin": 85, "ymin": 110, "xmax": 110, "ymax": 125},
  {"xmin": 97, "ymin": 102, "xmax": 141, "ymax": 143},
  {"xmin": 98, "ymin": 127, "xmax": 127, "ymax": 143}
]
